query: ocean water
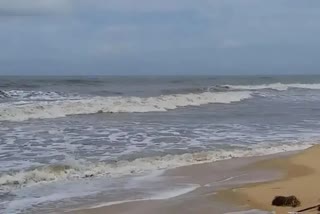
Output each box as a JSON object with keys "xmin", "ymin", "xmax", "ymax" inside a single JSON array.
[{"xmin": 1, "ymin": 75, "xmax": 320, "ymax": 213}]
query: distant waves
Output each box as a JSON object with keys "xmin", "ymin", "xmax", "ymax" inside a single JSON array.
[
  {"xmin": 0, "ymin": 91, "xmax": 252, "ymax": 121},
  {"xmin": 2, "ymin": 82, "xmax": 320, "ymax": 121},
  {"xmin": 225, "ymin": 83, "xmax": 320, "ymax": 91}
]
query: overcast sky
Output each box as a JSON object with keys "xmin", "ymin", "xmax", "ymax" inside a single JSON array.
[{"xmin": 1, "ymin": 0, "xmax": 320, "ymax": 75}]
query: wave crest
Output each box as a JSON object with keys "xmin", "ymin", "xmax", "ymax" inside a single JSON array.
[
  {"xmin": 225, "ymin": 83, "xmax": 320, "ymax": 91},
  {"xmin": 0, "ymin": 91, "xmax": 252, "ymax": 121},
  {"xmin": 0, "ymin": 90, "xmax": 74, "ymax": 101}
]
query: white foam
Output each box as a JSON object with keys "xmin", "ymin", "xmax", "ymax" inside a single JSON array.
[
  {"xmin": 226, "ymin": 83, "xmax": 320, "ymax": 91},
  {"xmin": 0, "ymin": 91, "xmax": 252, "ymax": 121},
  {"xmin": 0, "ymin": 142, "xmax": 313, "ymax": 190},
  {"xmin": 2, "ymin": 90, "xmax": 74, "ymax": 101},
  {"xmin": 88, "ymin": 184, "xmax": 199, "ymax": 209},
  {"xmin": 4, "ymin": 190, "xmax": 100, "ymax": 214},
  {"xmin": 205, "ymin": 174, "xmax": 248, "ymax": 187}
]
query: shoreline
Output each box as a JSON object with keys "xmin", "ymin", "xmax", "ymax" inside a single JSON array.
[
  {"xmin": 219, "ymin": 145, "xmax": 320, "ymax": 214},
  {"xmin": 65, "ymin": 151, "xmax": 298, "ymax": 214}
]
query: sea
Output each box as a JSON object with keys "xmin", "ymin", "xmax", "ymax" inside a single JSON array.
[{"xmin": 0, "ymin": 75, "xmax": 320, "ymax": 213}]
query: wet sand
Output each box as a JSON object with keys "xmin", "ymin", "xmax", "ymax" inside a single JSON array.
[
  {"xmin": 67, "ymin": 153, "xmax": 292, "ymax": 214},
  {"xmin": 220, "ymin": 145, "xmax": 320, "ymax": 214}
]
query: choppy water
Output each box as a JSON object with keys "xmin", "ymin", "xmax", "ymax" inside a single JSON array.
[{"xmin": 1, "ymin": 75, "xmax": 320, "ymax": 213}]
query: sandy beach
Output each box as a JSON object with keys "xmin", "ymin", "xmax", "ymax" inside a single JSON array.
[
  {"xmin": 221, "ymin": 145, "xmax": 320, "ymax": 214},
  {"xmin": 67, "ymin": 146, "xmax": 320, "ymax": 214},
  {"xmin": 67, "ymin": 153, "xmax": 291, "ymax": 214}
]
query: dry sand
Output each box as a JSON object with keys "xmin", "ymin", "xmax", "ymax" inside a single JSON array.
[{"xmin": 220, "ymin": 145, "xmax": 320, "ymax": 214}]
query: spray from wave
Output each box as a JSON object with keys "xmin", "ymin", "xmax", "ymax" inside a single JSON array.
[{"xmin": 0, "ymin": 91, "xmax": 252, "ymax": 121}]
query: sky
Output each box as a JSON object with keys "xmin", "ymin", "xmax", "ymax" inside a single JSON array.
[{"xmin": 0, "ymin": 0, "xmax": 320, "ymax": 75}]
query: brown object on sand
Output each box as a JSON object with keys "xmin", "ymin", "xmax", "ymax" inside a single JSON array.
[
  {"xmin": 224, "ymin": 146, "xmax": 320, "ymax": 214},
  {"xmin": 272, "ymin": 196, "xmax": 301, "ymax": 208}
]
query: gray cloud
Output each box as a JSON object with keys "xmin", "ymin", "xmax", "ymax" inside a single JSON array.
[
  {"xmin": 1, "ymin": 0, "xmax": 320, "ymax": 74},
  {"xmin": 0, "ymin": 0, "xmax": 203, "ymax": 16},
  {"xmin": 0, "ymin": 0, "xmax": 71, "ymax": 16},
  {"xmin": 76, "ymin": 0, "xmax": 205, "ymax": 12}
]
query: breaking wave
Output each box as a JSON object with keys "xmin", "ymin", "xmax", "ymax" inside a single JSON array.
[
  {"xmin": 162, "ymin": 85, "xmax": 231, "ymax": 94},
  {"xmin": 0, "ymin": 90, "xmax": 76, "ymax": 101},
  {"xmin": 0, "ymin": 91, "xmax": 252, "ymax": 121},
  {"xmin": 225, "ymin": 83, "xmax": 320, "ymax": 91},
  {"xmin": 0, "ymin": 90, "xmax": 9, "ymax": 99},
  {"xmin": 0, "ymin": 143, "xmax": 312, "ymax": 190},
  {"xmin": 160, "ymin": 83, "xmax": 320, "ymax": 96},
  {"xmin": 2, "ymin": 82, "xmax": 320, "ymax": 121}
]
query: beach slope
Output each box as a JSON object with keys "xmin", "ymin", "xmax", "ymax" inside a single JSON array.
[{"xmin": 224, "ymin": 145, "xmax": 320, "ymax": 214}]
